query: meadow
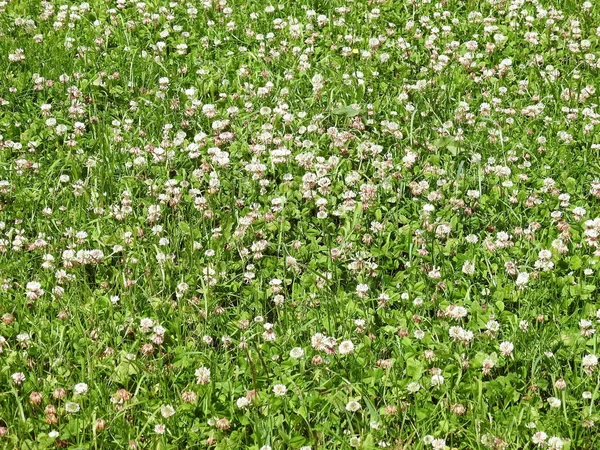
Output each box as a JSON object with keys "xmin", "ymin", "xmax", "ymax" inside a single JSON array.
[{"xmin": 1, "ymin": 0, "xmax": 600, "ymax": 448}]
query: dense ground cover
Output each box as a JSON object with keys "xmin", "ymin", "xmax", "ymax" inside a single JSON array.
[{"xmin": 1, "ymin": 0, "xmax": 600, "ymax": 448}]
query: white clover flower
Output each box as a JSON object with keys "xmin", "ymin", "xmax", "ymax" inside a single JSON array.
[
  {"xmin": 516, "ymin": 272, "xmax": 530, "ymax": 288},
  {"xmin": 547, "ymin": 437, "xmax": 564, "ymax": 450},
  {"xmin": 499, "ymin": 341, "xmax": 514, "ymax": 357},
  {"xmin": 272, "ymin": 384, "xmax": 287, "ymax": 396},
  {"xmin": 431, "ymin": 439, "xmax": 446, "ymax": 450},
  {"xmin": 532, "ymin": 431, "xmax": 547, "ymax": 445},
  {"xmin": 11, "ymin": 372, "xmax": 25, "ymax": 385},
  {"xmin": 356, "ymin": 283, "xmax": 369, "ymax": 298},
  {"xmin": 338, "ymin": 340, "xmax": 355, "ymax": 355},
  {"xmin": 161, "ymin": 405, "xmax": 176, "ymax": 418},
  {"xmin": 349, "ymin": 436, "xmax": 361, "ymax": 448},
  {"xmin": 431, "ymin": 374, "xmax": 445, "ymax": 387},
  {"xmin": 547, "ymin": 397, "xmax": 561, "ymax": 408},
  {"xmin": 236, "ymin": 397, "xmax": 250, "ymax": 409},
  {"xmin": 345, "ymin": 400, "xmax": 361, "ymax": 412},
  {"xmin": 462, "ymin": 260, "xmax": 475, "ymax": 275},
  {"xmin": 65, "ymin": 402, "xmax": 80, "ymax": 413},
  {"xmin": 290, "ymin": 347, "xmax": 305, "ymax": 359},
  {"xmin": 73, "ymin": 383, "xmax": 88, "ymax": 395},
  {"xmin": 407, "ymin": 382, "xmax": 421, "ymax": 393},
  {"xmin": 195, "ymin": 367, "xmax": 211, "ymax": 385}
]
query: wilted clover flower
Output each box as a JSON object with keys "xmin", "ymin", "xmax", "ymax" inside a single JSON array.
[
  {"xmin": 554, "ymin": 379, "xmax": 567, "ymax": 390},
  {"xmin": 181, "ymin": 391, "xmax": 197, "ymax": 403}
]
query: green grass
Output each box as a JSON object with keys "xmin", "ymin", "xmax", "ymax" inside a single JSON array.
[{"xmin": 0, "ymin": 0, "xmax": 600, "ymax": 448}]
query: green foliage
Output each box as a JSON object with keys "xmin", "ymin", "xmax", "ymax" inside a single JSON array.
[{"xmin": 0, "ymin": 0, "xmax": 599, "ymax": 449}]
